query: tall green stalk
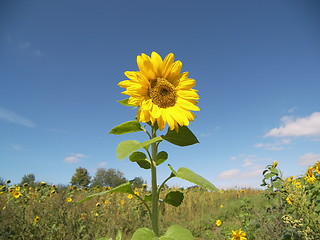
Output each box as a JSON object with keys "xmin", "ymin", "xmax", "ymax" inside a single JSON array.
[{"xmin": 150, "ymin": 126, "xmax": 159, "ymax": 236}]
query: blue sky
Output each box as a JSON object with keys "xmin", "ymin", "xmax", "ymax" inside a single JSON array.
[{"xmin": 1, "ymin": 0, "xmax": 320, "ymax": 189}]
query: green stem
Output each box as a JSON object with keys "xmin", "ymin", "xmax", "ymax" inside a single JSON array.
[{"xmin": 150, "ymin": 126, "xmax": 159, "ymax": 236}]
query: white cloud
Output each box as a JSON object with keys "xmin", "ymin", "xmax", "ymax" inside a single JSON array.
[
  {"xmin": 0, "ymin": 107, "xmax": 36, "ymax": 127},
  {"xmin": 299, "ymin": 153, "xmax": 320, "ymax": 166},
  {"xmin": 218, "ymin": 168, "xmax": 262, "ymax": 180},
  {"xmin": 98, "ymin": 162, "xmax": 107, "ymax": 168},
  {"xmin": 266, "ymin": 112, "xmax": 320, "ymax": 137},
  {"xmin": 254, "ymin": 139, "xmax": 291, "ymax": 151},
  {"xmin": 64, "ymin": 153, "xmax": 90, "ymax": 163}
]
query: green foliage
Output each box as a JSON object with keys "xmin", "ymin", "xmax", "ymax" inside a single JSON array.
[
  {"xmin": 90, "ymin": 168, "xmax": 127, "ymax": 188},
  {"xmin": 129, "ymin": 151, "xmax": 151, "ymax": 169},
  {"xmin": 117, "ymin": 98, "xmax": 138, "ymax": 107},
  {"xmin": 131, "ymin": 177, "xmax": 146, "ymax": 189},
  {"xmin": 131, "ymin": 225, "xmax": 194, "ymax": 240},
  {"xmin": 116, "ymin": 137, "xmax": 162, "ymax": 160},
  {"xmin": 109, "ymin": 121, "xmax": 143, "ymax": 135},
  {"xmin": 163, "ymin": 191, "xmax": 184, "ymax": 207},
  {"xmin": 70, "ymin": 167, "xmax": 91, "ymax": 187},
  {"xmin": 168, "ymin": 165, "xmax": 219, "ymax": 192},
  {"xmin": 161, "ymin": 126, "xmax": 199, "ymax": 146}
]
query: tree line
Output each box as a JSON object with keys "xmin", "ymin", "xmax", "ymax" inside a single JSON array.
[{"xmin": 0, "ymin": 167, "xmax": 145, "ymax": 189}]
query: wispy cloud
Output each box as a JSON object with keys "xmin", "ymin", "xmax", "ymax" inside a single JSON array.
[
  {"xmin": 0, "ymin": 107, "xmax": 36, "ymax": 127},
  {"xmin": 265, "ymin": 112, "xmax": 320, "ymax": 137},
  {"xmin": 3, "ymin": 144, "xmax": 24, "ymax": 151},
  {"xmin": 254, "ymin": 139, "xmax": 291, "ymax": 151},
  {"xmin": 64, "ymin": 153, "xmax": 90, "ymax": 163},
  {"xmin": 299, "ymin": 153, "xmax": 320, "ymax": 166},
  {"xmin": 218, "ymin": 168, "xmax": 262, "ymax": 180},
  {"xmin": 8, "ymin": 36, "xmax": 42, "ymax": 58}
]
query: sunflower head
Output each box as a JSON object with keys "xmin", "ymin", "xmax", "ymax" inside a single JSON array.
[{"xmin": 118, "ymin": 52, "xmax": 200, "ymax": 131}]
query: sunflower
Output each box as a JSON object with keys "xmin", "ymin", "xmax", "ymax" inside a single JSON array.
[
  {"xmin": 118, "ymin": 52, "xmax": 200, "ymax": 131},
  {"xmin": 34, "ymin": 216, "xmax": 40, "ymax": 223},
  {"xmin": 231, "ymin": 230, "xmax": 247, "ymax": 240},
  {"xmin": 215, "ymin": 220, "xmax": 222, "ymax": 227}
]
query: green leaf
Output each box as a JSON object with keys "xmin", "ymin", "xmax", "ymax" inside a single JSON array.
[
  {"xmin": 116, "ymin": 140, "xmax": 140, "ymax": 160},
  {"xmin": 162, "ymin": 126, "xmax": 199, "ymax": 146},
  {"xmin": 159, "ymin": 237, "xmax": 175, "ymax": 240},
  {"xmin": 272, "ymin": 181, "xmax": 283, "ymax": 189},
  {"xmin": 163, "ymin": 191, "xmax": 184, "ymax": 207},
  {"xmin": 131, "ymin": 228, "xmax": 157, "ymax": 240},
  {"xmin": 109, "ymin": 121, "xmax": 143, "ymax": 135},
  {"xmin": 116, "ymin": 137, "xmax": 162, "ymax": 160},
  {"xmin": 116, "ymin": 230, "xmax": 122, "ymax": 240},
  {"xmin": 168, "ymin": 165, "xmax": 219, "ymax": 192},
  {"xmin": 156, "ymin": 151, "xmax": 168, "ymax": 165},
  {"xmin": 96, "ymin": 238, "xmax": 112, "ymax": 240},
  {"xmin": 129, "ymin": 151, "xmax": 151, "ymax": 169},
  {"xmin": 144, "ymin": 194, "xmax": 152, "ymax": 202},
  {"xmin": 264, "ymin": 173, "xmax": 275, "ymax": 179},
  {"xmin": 117, "ymin": 99, "xmax": 138, "ymax": 107},
  {"xmin": 163, "ymin": 225, "xmax": 194, "ymax": 240},
  {"xmin": 76, "ymin": 181, "xmax": 134, "ymax": 204},
  {"xmin": 270, "ymin": 168, "xmax": 279, "ymax": 175}
]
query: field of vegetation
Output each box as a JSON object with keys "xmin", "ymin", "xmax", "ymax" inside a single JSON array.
[{"xmin": 1, "ymin": 162, "xmax": 320, "ymax": 240}]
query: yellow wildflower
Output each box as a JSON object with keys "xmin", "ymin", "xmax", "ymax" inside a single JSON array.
[
  {"xmin": 12, "ymin": 191, "xmax": 22, "ymax": 198},
  {"xmin": 127, "ymin": 194, "xmax": 133, "ymax": 199},
  {"xmin": 271, "ymin": 161, "xmax": 278, "ymax": 168},
  {"xmin": 286, "ymin": 196, "xmax": 294, "ymax": 205},
  {"xmin": 120, "ymin": 200, "xmax": 125, "ymax": 205},
  {"xmin": 96, "ymin": 203, "xmax": 101, "ymax": 207},
  {"xmin": 118, "ymin": 52, "xmax": 200, "ymax": 131},
  {"xmin": 34, "ymin": 216, "xmax": 40, "ymax": 223},
  {"xmin": 66, "ymin": 197, "xmax": 73, "ymax": 203},
  {"xmin": 215, "ymin": 220, "xmax": 222, "ymax": 227},
  {"xmin": 231, "ymin": 230, "xmax": 247, "ymax": 240}
]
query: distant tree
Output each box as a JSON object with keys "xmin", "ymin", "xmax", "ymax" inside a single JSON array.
[
  {"xmin": 70, "ymin": 167, "xmax": 91, "ymax": 187},
  {"xmin": 0, "ymin": 177, "xmax": 5, "ymax": 186},
  {"xmin": 132, "ymin": 177, "xmax": 146, "ymax": 189},
  {"xmin": 20, "ymin": 174, "xmax": 36, "ymax": 187},
  {"xmin": 90, "ymin": 168, "xmax": 127, "ymax": 188}
]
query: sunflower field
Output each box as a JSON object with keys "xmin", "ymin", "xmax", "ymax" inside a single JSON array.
[{"xmin": 1, "ymin": 161, "xmax": 320, "ymax": 240}]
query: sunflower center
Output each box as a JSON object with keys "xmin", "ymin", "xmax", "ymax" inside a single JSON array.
[{"xmin": 149, "ymin": 78, "xmax": 177, "ymax": 108}]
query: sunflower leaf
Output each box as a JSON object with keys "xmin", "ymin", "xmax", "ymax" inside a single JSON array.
[
  {"xmin": 129, "ymin": 151, "xmax": 151, "ymax": 169},
  {"xmin": 117, "ymin": 98, "xmax": 138, "ymax": 107},
  {"xmin": 163, "ymin": 191, "xmax": 184, "ymax": 207},
  {"xmin": 168, "ymin": 165, "xmax": 219, "ymax": 192},
  {"xmin": 116, "ymin": 137, "xmax": 162, "ymax": 160},
  {"xmin": 109, "ymin": 121, "xmax": 143, "ymax": 135},
  {"xmin": 156, "ymin": 151, "xmax": 168, "ymax": 165},
  {"xmin": 162, "ymin": 126, "xmax": 199, "ymax": 146},
  {"xmin": 76, "ymin": 181, "xmax": 134, "ymax": 204}
]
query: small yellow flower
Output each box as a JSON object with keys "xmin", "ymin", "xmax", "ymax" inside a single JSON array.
[
  {"xmin": 231, "ymin": 230, "xmax": 247, "ymax": 240},
  {"xmin": 40, "ymin": 182, "xmax": 46, "ymax": 186},
  {"xmin": 127, "ymin": 194, "xmax": 133, "ymax": 199},
  {"xmin": 104, "ymin": 200, "xmax": 109, "ymax": 205},
  {"xmin": 23, "ymin": 183, "xmax": 28, "ymax": 187},
  {"xmin": 295, "ymin": 181, "xmax": 302, "ymax": 188},
  {"xmin": 305, "ymin": 167, "xmax": 317, "ymax": 184},
  {"xmin": 120, "ymin": 200, "xmax": 125, "ymax": 205},
  {"xmin": 271, "ymin": 161, "xmax": 278, "ymax": 168},
  {"xmin": 287, "ymin": 176, "xmax": 294, "ymax": 182},
  {"xmin": 314, "ymin": 161, "xmax": 320, "ymax": 174},
  {"xmin": 134, "ymin": 191, "xmax": 140, "ymax": 196},
  {"xmin": 72, "ymin": 185, "xmax": 77, "ymax": 190},
  {"xmin": 215, "ymin": 220, "xmax": 222, "ymax": 227},
  {"xmin": 34, "ymin": 216, "xmax": 40, "ymax": 223},
  {"xmin": 29, "ymin": 187, "xmax": 33, "ymax": 191},
  {"xmin": 220, "ymin": 204, "xmax": 224, "ymax": 208},
  {"xmin": 286, "ymin": 196, "xmax": 294, "ymax": 205},
  {"xmin": 12, "ymin": 191, "xmax": 22, "ymax": 199},
  {"xmin": 96, "ymin": 203, "xmax": 101, "ymax": 207},
  {"xmin": 66, "ymin": 197, "xmax": 73, "ymax": 203}
]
